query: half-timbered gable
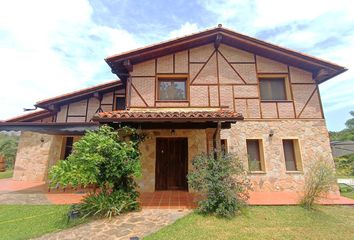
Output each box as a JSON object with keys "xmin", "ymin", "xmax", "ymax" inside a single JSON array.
[{"xmin": 128, "ymin": 42, "xmax": 323, "ymax": 120}]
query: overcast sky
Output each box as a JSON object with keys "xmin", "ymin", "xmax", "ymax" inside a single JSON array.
[{"xmin": 0, "ymin": 0, "xmax": 353, "ymax": 131}]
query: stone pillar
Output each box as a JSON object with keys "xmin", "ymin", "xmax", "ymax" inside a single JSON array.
[{"xmin": 13, "ymin": 131, "xmax": 62, "ymax": 182}]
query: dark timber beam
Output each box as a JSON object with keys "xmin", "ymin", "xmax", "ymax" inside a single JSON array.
[
  {"xmin": 214, "ymin": 33, "xmax": 222, "ymax": 49},
  {"xmin": 123, "ymin": 59, "xmax": 133, "ymax": 72}
]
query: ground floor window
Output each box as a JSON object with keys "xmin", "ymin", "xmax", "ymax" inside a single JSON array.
[
  {"xmin": 61, "ymin": 136, "xmax": 81, "ymax": 160},
  {"xmin": 282, "ymin": 139, "xmax": 302, "ymax": 171},
  {"xmin": 246, "ymin": 139, "xmax": 265, "ymax": 171},
  {"xmin": 221, "ymin": 139, "xmax": 228, "ymax": 153}
]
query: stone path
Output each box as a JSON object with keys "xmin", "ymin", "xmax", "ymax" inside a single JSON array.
[{"xmin": 35, "ymin": 209, "xmax": 191, "ymax": 240}]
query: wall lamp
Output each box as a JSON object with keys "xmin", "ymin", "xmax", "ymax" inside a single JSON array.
[{"xmin": 269, "ymin": 129, "xmax": 274, "ymax": 137}]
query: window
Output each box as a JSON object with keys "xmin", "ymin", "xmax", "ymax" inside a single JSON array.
[
  {"xmin": 246, "ymin": 139, "xmax": 265, "ymax": 171},
  {"xmin": 259, "ymin": 77, "xmax": 287, "ymax": 100},
  {"xmin": 63, "ymin": 137, "xmax": 74, "ymax": 160},
  {"xmin": 158, "ymin": 78, "xmax": 187, "ymax": 101},
  {"xmin": 221, "ymin": 139, "xmax": 228, "ymax": 153},
  {"xmin": 283, "ymin": 139, "xmax": 302, "ymax": 171},
  {"xmin": 115, "ymin": 96, "xmax": 125, "ymax": 110}
]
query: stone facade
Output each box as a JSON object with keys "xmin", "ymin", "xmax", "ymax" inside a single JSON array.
[
  {"xmin": 13, "ymin": 132, "xmax": 62, "ymax": 182},
  {"xmin": 221, "ymin": 119, "xmax": 338, "ymax": 194}
]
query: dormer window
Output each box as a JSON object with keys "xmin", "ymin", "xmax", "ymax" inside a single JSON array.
[{"xmin": 158, "ymin": 76, "xmax": 187, "ymax": 101}]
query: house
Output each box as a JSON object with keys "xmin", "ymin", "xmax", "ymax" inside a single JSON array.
[{"xmin": 0, "ymin": 26, "xmax": 347, "ymax": 194}]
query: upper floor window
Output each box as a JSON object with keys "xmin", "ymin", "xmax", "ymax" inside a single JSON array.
[
  {"xmin": 158, "ymin": 77, "xmax": 187, "ymax": 101},
  {"xmin": 114, "ymin": 96, "xmax": 125, "ymax": 110},
  {"xmin": 259, "ymin": 76, "xmax": 289, "ymax": 101}
]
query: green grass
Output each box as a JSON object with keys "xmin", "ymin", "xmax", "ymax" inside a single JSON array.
[
  {"xmin": 145, "ymin": 206, "xmax": 354, "ymax": 240},
  {"xmin": 0, "ymin": 170, "xmax": 13, "ymax": 179},
  {"xmin": 342, "ymin": 192, "xmax": 354, "ymax": 199},
  {"xmin": 0, "ymin": 205, "xmax": 87, "ymax": 240}
]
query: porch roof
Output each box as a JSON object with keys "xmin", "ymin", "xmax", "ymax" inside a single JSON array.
[{"xmin": 92, "ymin": 109, "xmax": 243, "ymax": 123}]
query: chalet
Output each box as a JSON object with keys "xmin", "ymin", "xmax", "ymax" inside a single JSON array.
[{"xmin": 0, "ymin": 26, "xmax": 347, "ymax": 194}]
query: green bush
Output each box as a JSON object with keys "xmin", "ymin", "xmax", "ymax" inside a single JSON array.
[
  {"xmin": 49, "ymin": 125, "xmax": 143, "ymax": 219},
  {"xmin": 188, "ymin": 153, "xmax": 252, "ymax": 218},
  {"xmin": 0, "ymin": 134, "xmax": 19, "ymax": 169},
  {"xmin": 334, "ymin": 155, "xmax": 354, "ymax": 177},
  {"xmin": 79, "ymin": 190, "xmax": 139, "ymax": 219},
  {"xmin": 300, "ymin": 159, "xmax": 336, "ymax": 209}
]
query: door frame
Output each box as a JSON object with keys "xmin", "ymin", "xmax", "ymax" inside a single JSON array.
[{"xmin": 155, "ymin": 137, "xmax": 189, "ymax": 191}]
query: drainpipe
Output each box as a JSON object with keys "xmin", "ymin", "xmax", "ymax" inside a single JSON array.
[{"xmin": 212, "ymin": 121, "xmax": 221, "ymax": 159}]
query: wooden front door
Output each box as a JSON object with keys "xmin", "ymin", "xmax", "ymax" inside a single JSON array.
[{"xmin": 155, "ymin": 138, "xmax": 188, "ymax": 191}]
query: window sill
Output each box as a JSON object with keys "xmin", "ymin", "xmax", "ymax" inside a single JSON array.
[
  {"xmin": 248, "ymin": 171, "xmax": 266, "ymax": 174},
  {"xmin": 260, "ymin": 100, "xmax": 293, "ymax": 103},
  {"xmin": 286, "ymin": 171, "xmax": 303, "ymax": 174}
]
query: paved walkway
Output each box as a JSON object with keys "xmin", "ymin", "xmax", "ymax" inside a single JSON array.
[{"xmin": 36, "ymin": 209, "xmax": 190, "ymax": 240}]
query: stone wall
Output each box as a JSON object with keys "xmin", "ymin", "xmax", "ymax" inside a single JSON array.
[
  {"xmin": 138, "ymin": 129, "xmax": 207, "ymax": 192},
  {"xmin": 221, "ymin": 119, "xmax": 338, "ymax": 194},
  {"xmin": 13, "ymin": 131, "xmax": 63, "ymax": 182}
]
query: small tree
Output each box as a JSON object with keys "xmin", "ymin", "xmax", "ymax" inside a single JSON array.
[
  {"xmin": 300, "ymin": 158, "xmax": 336, "ymax": 209},
  {"xmin": 49, "ymin": 125, "xmax": 143, "ymax": 218},
  {"xmin": 188, "ymin": 153, "xmax": 252, "ymax": 218}
]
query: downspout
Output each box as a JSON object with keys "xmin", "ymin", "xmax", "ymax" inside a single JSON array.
[{"xmin": 212, "ymin": 121, "xmax": 221, "ymax": 159}]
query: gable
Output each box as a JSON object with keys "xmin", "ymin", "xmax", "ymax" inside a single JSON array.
[{"xmin": 106, "ymin": 26, "xmax": 346, "ymax": 84}]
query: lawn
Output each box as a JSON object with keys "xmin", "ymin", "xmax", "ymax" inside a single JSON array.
[
  {"xmin": 0, "ymin": 205, "xmax": 86, "ymax": 240},
  {"xmin": 145, "ymin": 206, "xmax": 354, "ymax": 240},
  {"xmin": 0, "ymin": 170, "xmax": 13, "ymax": 179}
]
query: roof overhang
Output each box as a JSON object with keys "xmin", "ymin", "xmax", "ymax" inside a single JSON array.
[
  {"xmin": 92, "ymin": 110, "xmax": 243, "ymax": 128},
  {"xmin": 105, "ymin": 26, "xmax": 347, "ymax": 84},
  {"xmin": 0, "ymin": 122, "xmax": 99, "ymax": 135}
]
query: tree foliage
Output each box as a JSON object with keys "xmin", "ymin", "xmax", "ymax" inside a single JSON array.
[
  {"xmin": 188, "ymin": 153, "xmax": 252, "ymax": 218},
  {"xmin": 0, "ymin": 133, "xmax": 19, "ymax": 169}
]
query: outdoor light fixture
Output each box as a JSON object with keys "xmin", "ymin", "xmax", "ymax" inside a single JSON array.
[
  {"xmin": 269, "ymin": 129, "xmax": 274, "ymax": 137},
  {"xmin": 171, "ymin": 129, "xmax": 176, "ymax": 135},
  {"xmin": 40, "ymin": 137, "xmax": 45, "ymax": 143}
]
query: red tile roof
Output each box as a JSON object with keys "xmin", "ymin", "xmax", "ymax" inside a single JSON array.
[
  {"xmin": 93, "ymin": 109, "xmax": 243, "ymax": 122},
  {"xmin": 5, "ymin": 109, "xmax": 53, "ymax": 122},
  {"xmin": 36, "ymin": 80, "xmax": 122, "ymax": 107}
]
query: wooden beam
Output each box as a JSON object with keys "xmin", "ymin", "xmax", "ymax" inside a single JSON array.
[
  {"xmin": 93, "ymin": 92, "xmax": 102, "ymax": 101},
  {"xmin": 214, "ymin": 33, "xmax": 222, "ymax": 49},
  {"xmin": 123, "ymin": 59, "xmax": 133, "ymax": 72}
]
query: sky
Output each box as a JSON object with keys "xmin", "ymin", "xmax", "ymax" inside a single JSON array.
[{"xmin": 0, "ymin": 0, "xmax": 353, "ymax": 131}]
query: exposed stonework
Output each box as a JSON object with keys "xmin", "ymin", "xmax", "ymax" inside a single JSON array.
[
  {"xmin": 221, "ymin": 119, "xmax": 339, "ymax": 194},
  {"xmin": 13, "ymin": 132, "xmax": 62, "ymax": 182},
  {"xmin": 138, "ymin": 129, "xmax": 207, "ymax": 192}
]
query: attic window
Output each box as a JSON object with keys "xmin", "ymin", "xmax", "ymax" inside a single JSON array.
[
  {"xmin": 259, "ymin": 75, "xmax": 291, "ymax": 101},
  {"xmin": 158, "ymin": 77, "xmax": 187, "ymax": 101}
]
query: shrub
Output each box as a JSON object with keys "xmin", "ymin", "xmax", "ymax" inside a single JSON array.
[
  {"xmin": 300, "ymin": 159, "xmax": 336, "ymax": 209},
  {"xmin": 0, "ymin": 134, "xmax": 19, "ymax": 169},
  {"xmin": 49, "ymin": 125, "xmax": 143, "ymax": 218},
  {"xmin": 79, "ymin": 190, "xmax": 139, "ymax": 219},
  {"xmin": 188, "ymin": 153, "xmax": 252, "ymax": 218},
  {"xmin": 334, "ymin": 155, "xmax": 354, "ymax": 177}
]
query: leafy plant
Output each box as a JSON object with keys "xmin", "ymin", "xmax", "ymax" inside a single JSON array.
[
  {"xmin": 300, "ymin": 158, "xmax": 336, "ymax": 209},
  {"xmin": 0, "ymin": 133, "xmax": 19, "ymax": 169},
  {"xmin": 188, "ymin": 153, "xmax": 252, "ymax": 218},
  {"xmin": 49, "ymin": 125, "xmax": 143, "ymax": 218},
  {"xmin": 78, "ymin": 190, "xmax": 139, "ymax": 219}
]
